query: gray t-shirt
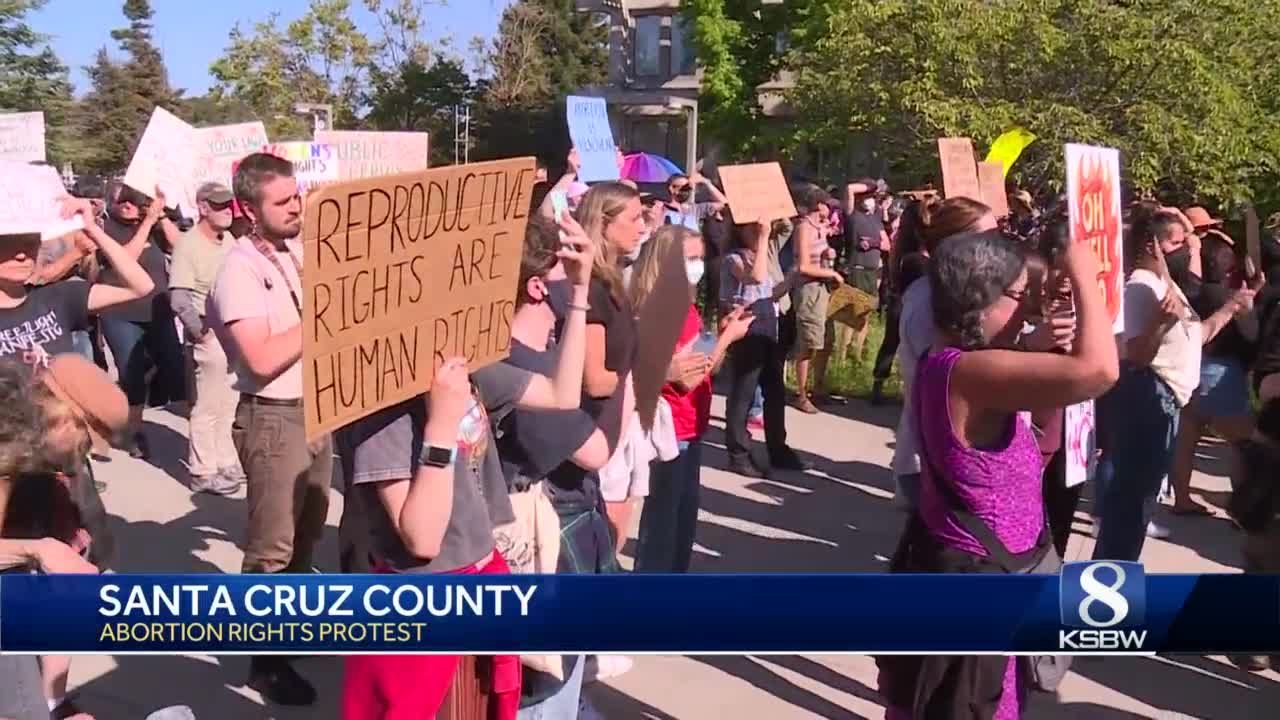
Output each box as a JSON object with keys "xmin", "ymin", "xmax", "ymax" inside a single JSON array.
[{"xmin": 337, "ymin": 362, "xmax": 532, "ymax": 573}]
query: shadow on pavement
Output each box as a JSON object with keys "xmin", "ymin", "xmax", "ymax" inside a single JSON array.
[
  {"xmin": 138, "ymin": 419, "xmax": 194, "ymax": 490},
  {"xmin": 72, "ymin": 654, "xmax": 342, "ymax": 720},
  {"xmin": 1052, "ymin": 655, "xmax": 1280, "ymax": 719},
  {"xmin": 586, "ymin": 682, "xmax": 678, "ymax": 719},
  {"xmin": 104, "ymin": 494, "xmax": 240, "ymax": 574},
  {"xmin": 690, "ymin": 656, "xmax": 870, "ymax": 720}
]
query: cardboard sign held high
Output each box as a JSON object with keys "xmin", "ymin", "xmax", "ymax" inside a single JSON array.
[
  {"xmin": 937, "ymin": 138, "xmax": 981, "ymax": 202},
  {"xmin": 977, "ymin": 161, "xmax": 1009, "ymax": 218},
  {"xmin": 302, "ymin": 157, "xmax": 537, "ymax": 439},
  {"xmin": 718, "ymin": 162, "xmax": 797, "ymax": 224},
  {"xmin": 316, "ymin": 130, "xmax": 431, "ymax": 180}
]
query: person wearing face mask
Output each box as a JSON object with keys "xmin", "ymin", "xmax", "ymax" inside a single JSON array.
[
  {"xmin": 170, "ymin": 183, "xmax": 243, "ymax": 496},
  {"xmin": 630, "ymin": 226, "xmax": 753, "ymax": 573},
  {"xmin": 664, "ymin": 172, "xmax": 726, "ymax": 231},
  {"xmin": 877, "ymin": 231, "xmax": 1118, "ymax": 720},
  {"xmin": 1091, "ymin": 205, "xmax": 1254, "ymax": 562}
]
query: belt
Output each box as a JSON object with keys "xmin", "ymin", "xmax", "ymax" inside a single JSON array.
[{"xmin": 240, "ymin": 393, "xmax": 302, "ymax": 407}]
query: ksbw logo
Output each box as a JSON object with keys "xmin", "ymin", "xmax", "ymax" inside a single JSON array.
[{"xmin": 1059, "ymin": 561, "xmax": 1148, "ymax": 651}]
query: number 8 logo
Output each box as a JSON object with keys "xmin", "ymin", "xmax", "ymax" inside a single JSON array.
[{"xmin": 1078, "ymin": 562, "xmax": 1130, "ymax": 628}]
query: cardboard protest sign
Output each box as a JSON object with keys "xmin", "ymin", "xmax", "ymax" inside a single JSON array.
[
  {"xmin": 1246, "ymin": 205, "xmax": 1261, "ymax": 274},
  {"xmin": 566, "ymin": 96, "xmax": 620, "ymax": 182},
  {"xmin": 187, "ymin": 122, "xmax": 269, "ymax": 210},
  {"xmin": 937, "ymin": 138, "xmax": 981, "ymax": 202},
  {"xmin": 0, "ymin": 112, "xmax": 46, "ymax": 163},
  {"xmin": 0, "ymin": 161, "xmax": 83, "ymax": 240},
  {"xmin": 301, "ymin": 157, "xmax": 537, "ymax": 439},
  {"xmin": 1065, "ymin": 144, "xmax": 1124, "ymax": 333},
  {"xmin": 1063, "ymin": 400, "xmax": 1096, "ymax": 488},
  {"xmin": 718, "ymin": 162, "xmax": 798, "ymax": 224},
  {"xmin": 263, "ymin": 142, "xmax": 339, "ymax": 195},
  {"xmin": 977, "ymin": 161, "xmax": 1009, "ymax": 218},
  {"xmin": 124, "ymin": 107, "xmax": 195, "ymax": 213},
  {"xmin": 632, "ymin": 235, "xmax": 692, "ymax": 432},
  {"xmin": 316, "ymin": 130, "xmax": 430, "ymax": 180}
]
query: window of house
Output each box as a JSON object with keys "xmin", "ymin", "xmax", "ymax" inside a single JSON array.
[
  {"xmin": 635, "ymin": 15, "xmax": 661, "ymax": 77},
  {"xmin": 672, "ymin": 16, "xmax": 697, "ymax": 76}
]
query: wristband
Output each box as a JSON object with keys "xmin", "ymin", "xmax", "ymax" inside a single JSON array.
[{"xmin": 568, "ymin": 303, "xmax": 591, "ymax": 313}]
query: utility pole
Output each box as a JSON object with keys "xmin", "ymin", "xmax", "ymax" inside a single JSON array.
[{"xmin": 453, "ymin": 104, "xmax": 471, "ymax": 165}]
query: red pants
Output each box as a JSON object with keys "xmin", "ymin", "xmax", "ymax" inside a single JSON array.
[{"xmin": 342, "ymin": 550, "xmax": 520, "ymax": 720}]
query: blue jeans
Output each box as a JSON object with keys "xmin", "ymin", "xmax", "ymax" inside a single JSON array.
[
  {"xmin": 517, "ymin": 655, "xmax": 586, "ymax": 720},
  {"xmin": 634, "ymin": 440, "xmax": 703, "ymax": 573},
  {"xmin": 1093, "ymin": 365, "xmax": 1181, "ymax": 562},
  {"xmin": 101, "ymin": 313, "xmax": 185, "ymax": 406}
]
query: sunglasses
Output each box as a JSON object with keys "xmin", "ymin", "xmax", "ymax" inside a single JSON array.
[{"xmin": 206, "ymin": 200, "xmax": 235, "ymax": 212}]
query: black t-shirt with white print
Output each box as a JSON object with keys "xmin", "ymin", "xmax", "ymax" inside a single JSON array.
[{"xmin": 0, "ymin": 281, "xmax": 91, "ymax": 369}]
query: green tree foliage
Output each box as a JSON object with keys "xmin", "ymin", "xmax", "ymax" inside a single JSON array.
[
  {"xmin": 73, "ymin": 0, "xmax": 183, "ymax": 173},
  {"xmin": 0, "ymin": 0, "xmax": 75, "ymax": 164},
  {"xmin": 366, "ymin": 54, "xmax": 474, "ymax": 165},
  {"xmin": 785, "ymin": 0, "xmax": 1280, "ymax": 206},
  {"xmin": 210, "ymin": 0, "xmax": 372, "ymax": 139}
]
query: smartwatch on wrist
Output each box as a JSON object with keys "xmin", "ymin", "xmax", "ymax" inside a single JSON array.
[{"xmin": 418, "ymin": 444, "xmax": 457, "ymax": 469}]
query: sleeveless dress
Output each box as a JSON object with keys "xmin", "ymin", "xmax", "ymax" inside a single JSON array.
[{"xmin": 892, "ymin": 346, "xmax": 1046, "ymax": 719}]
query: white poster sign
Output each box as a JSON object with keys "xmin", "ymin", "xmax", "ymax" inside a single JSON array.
[
  {"xmin": 0, "ymin": 112, "xmax": 46, "ymax": 163},
  {"xmin": 566, "ymin": 96, "xmax": 620, "ymax": 182},
  {"xmin": 315, "ymin": 130, "xmax": 429, "ymax": 180},
  {"xmin": 1063, "ymin": 400, "xmax": 1096, "ymax": 489},
  {"xmin": 188, "ymin": 122, "xmax": 269, "ymax": 211},
  {"xmin": 1065, "ymin": 144, "xmax": 1124, "ymax": 334},
  {"xmin": 263, "ymin": 142, "xmax": 339, "ymax": 194},
  {"xmin": 123, "ymin": 107, "xmax": 195, "ymax": 213},
  {"xmin": 0, "ymin": 161, "xmax": 83, "ymax": 239}
]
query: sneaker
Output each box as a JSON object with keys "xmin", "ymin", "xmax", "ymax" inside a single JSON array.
[
  {"xmin": 729, "ymin": 455, "xmax": 768, "ymax": 479},
  {"xmin": 248, "ymin": 657, "xmax": 316, "ymax": 706},
  {"xmin": 145, "ymin": 707, "xmax": 196, "ymax": 720},
  {"xmin": 190, "ymin": 471, "xmax": 240, "ymax": 496},
  {"xmin": 792, "ymin": 396, "xmax": 820, "ymax": 415},
  {"xmin": 770, "ymin": 448, "xmax": 812, "ymax": 472},
  {"xmin": 1145, "ymin": 521, "xmax": 1170, "ymax": 539}
]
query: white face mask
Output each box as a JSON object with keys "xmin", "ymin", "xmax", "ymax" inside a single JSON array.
[
  {"xmin": 860, "ymin": 197, "xmax": 877, "ymax": 213},
  {"xmin": 685, "ymin": 258, "xmax": 706, "ymax": 285}
]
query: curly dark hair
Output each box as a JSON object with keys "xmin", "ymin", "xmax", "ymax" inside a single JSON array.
[
  {"xmin": 0, "ymin": 361, "xmax": 51, "ymax": 481},
  {"xmin": 1199, "ymin": 232, "xmax": 1239, "ymax": 286},
  {"xmin": 929, "ymin": 230, "xmax": 1027, "ymax": 350}
]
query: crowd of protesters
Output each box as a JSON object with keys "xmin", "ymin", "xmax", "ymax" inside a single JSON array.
[{"xmin": 2, "ymin": 136, "xmax": 1280, "ymax": 720}]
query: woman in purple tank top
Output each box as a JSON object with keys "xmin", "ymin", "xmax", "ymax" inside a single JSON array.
[{"xmin": 877, "ymin": 230, "xmax": 1119, "ymax": 719}]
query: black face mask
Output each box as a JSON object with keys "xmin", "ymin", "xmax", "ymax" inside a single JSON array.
[
  {"xmin": 1165, "ymin": 246, "xmax": 1192, "ymax": 281},
  {"xmin": 545, "ymin": 278, "xmax": 573, "ymax": 323},
  {"xmin": 674, "ymin": 188, "xmax": 693, "ymax": 203}
]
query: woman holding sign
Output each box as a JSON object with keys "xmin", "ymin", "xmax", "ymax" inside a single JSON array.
[{"xmin": 1092, "ymin": 205, "xmax": 1254, "ymax": 562}]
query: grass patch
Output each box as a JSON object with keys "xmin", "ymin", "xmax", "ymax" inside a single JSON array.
[{"xmin": 788, "ymin": 313, "xmax": 904, "ymax": 401}]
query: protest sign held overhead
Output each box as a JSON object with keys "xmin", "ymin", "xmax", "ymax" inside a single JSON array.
[
  {"xmin": 1065, "ymin": 143, "xmax": 1123, "ymax": 334},
  {"xmin": 188, "ymin": 122, "xmax": 269, "ymax": 211},
  {"xmin": 937, "ymin": 137, "xmax": 981, "ymax": 202},
  {"xmin": 301, "ymin": 157, "xmax": 537, "ymax": 439},
  {"xmin": 718, "ymin": 163, "xmax": 797, "ymax": 224},
  {"xmin": 0, "ymin": 162, "xmax": 83, "ymax": 240},
  {"xmin": 1246, "ymin": 205, "xmax": 1261, "ymax": 273},
  {"xmin": 124, "ymin": 107, "xmax": 195, "ymax": 212},
  {"xmin": 566, "ymin": 96, "xmax": 620, "ymax": 182},
  {"xmin": 0, "ymin": 112, "xmax": 46, "ymax": 163},
  {"xmin": 316, "ymin": 130, "xmax": 430, "ymax": 180},
  {"xmin": 263, "ymin": 142, "xmax": 340, "ymax": 195},
  {"xmin": 976, "ymin": 161, "xmax": 1009, "ymax": 218}
]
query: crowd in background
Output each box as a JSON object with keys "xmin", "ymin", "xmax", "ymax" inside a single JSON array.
[{"xmin": 2, "ymin": 142, "xmax": 1280, "ymax": 720}]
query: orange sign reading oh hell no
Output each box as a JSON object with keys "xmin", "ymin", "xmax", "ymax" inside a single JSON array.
[{"xmin": 1065, "ymin": 144, "xmax": 1124, "ymax": 333}]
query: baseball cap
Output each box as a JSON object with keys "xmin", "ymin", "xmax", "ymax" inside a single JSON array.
[
  {"xmin": 41, "ymin": 354, "xmax": 129, "ymax": 450},
  {"xmin": 196, "ymin": 182, "xmax": 234, "ymax": 205}
]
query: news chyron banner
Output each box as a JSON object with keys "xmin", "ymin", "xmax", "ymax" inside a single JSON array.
[{"xmin": 0, "ymin": 566, "xmax": 1276, "ymax": 654}]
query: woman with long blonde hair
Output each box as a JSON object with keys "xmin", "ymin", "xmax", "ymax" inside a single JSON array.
[
  {"xmin": 629, "ymin": 225, "xmax": 751, "ymax": 571},
  {"xmin": 572, "ymin": 182, "xmax": 646, "ymax": 550}
]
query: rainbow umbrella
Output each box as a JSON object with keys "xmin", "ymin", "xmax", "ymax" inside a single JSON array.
[{"xmin": 620, "ymin": 152, "xmax": 684, "ymax": 183}]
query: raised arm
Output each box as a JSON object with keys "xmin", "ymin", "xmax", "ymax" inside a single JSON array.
[
  {"xmin": 48, "ymin": 198, "xmax": 156, "ymax": 312},
  {"xmin": 951, "ymin": 241, "xmax": 1120, "ymax": 413}
]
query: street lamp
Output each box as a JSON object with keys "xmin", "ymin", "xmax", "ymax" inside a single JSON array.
[
  {"xmin": 293, "ymin": 103, "xmax": 334, "ymax": 134},
  {"xmin": 665, "ymin": 97, "xmax": 699, "ymax": 176}
]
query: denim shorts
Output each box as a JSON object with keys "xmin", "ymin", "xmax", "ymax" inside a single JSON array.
[{"xmin": 1195, "ymin": 355, "xmax": 1250, "ymax": 418}]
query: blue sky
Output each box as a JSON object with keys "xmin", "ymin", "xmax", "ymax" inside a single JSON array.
[{"xmin": 31, "ymin": 0, "xmax": 512, "ymax": 95}]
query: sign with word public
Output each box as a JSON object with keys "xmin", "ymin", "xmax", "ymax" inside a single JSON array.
[
  {"xmin": 1065, "ymin": 144, "xmax": 1124, "ymax": 334},
  {"xmin": 977, "ymin": 161, "xmax": 1009, "ymax": 218},
  {"xmin": 0, "ymin": 112, "xmax": 46, "ymax": 163},
  {"xmin": 718, "ymin": 162, "xmax": 797, "ymax": 224},
  {"xmin": 301, "ymin": 157, "xmax": 537, "ymax": 439},
  {"xmin": 124, "ymin": 107, "xmax": 195, "ymax": 213},
  {"xmin": 316, "ymin": 130, "xmax": 431, "ymax": 180},
  {"xmin": 0, "ymin": 162, "xmax": 82, "ymax": 239},
  {"xmin": 937, "ymin": 138, "xmax": 981, "ymax": 202},
  {"xmin": 566, "ymin": 96, "xmax": 620, "ymax": 183},
  {"xmin": 263, "ymin": 142, "xmax": 340, "ymax": 195},
  {"xmin": 1063, "ymin": 400, "xmax": 1096, "ymax": 488},
  {"xmin": 187, "ymin": 122, "xmax": 269, "ymax": 211}
]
